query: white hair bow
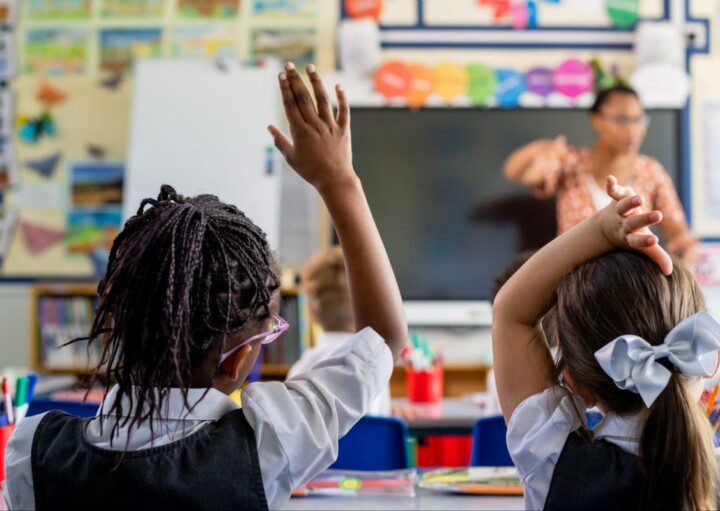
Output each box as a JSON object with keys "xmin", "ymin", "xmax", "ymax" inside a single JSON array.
[{"xmin": 594, "ymin": 312, "xmax": 720, "ymax": 407}]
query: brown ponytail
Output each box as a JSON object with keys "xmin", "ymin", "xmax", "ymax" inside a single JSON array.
[
  {"xmin": 639, "ymin": 376, "xmax": 717, "ymax": 510},
  {"xmin": 553, "ymin": 250, "xmax": 718, "ymax": 510}
]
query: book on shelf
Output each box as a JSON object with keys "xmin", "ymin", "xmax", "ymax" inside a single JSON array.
[{"xmin": 262, "ymin": 293, "xmax": 310, "ymax": 367}]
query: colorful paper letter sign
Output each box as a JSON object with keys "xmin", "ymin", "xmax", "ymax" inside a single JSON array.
[
  {"xmin": 433, "ymin": 63, "xmax": 469, "ymax": 103},
  {"xmin": 375, "ymin": 61, "xmax": 412, "ymax": 99},
  {"xmin": 525, "ymin": 67, "xmax": 555, "ymax": 97},
  {"xmin": 553, "ymin": 59, "xmax": 594, "ymax": 98},
  {"xmin": 607, "ymin": 0, "xmax": 639, "ymax": 28},
  {"xmin": 406, "ymin": 65, "xmax": 434, "ymax": 109},
  {"xmin": 495, "ymin": 69, "xmax": 525, "ymax": 107},
  {"xmin": 344, "ymin": 0, "xmax": 382, "ymax": 19},
  {"xmin": 467, "ymin": 64, "xmax": 497, "ymax": 105}
]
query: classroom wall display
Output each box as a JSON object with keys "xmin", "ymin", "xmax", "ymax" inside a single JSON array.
[
  {"xmin": 250, "ymin": 28, "xmax": 316, "ymax": 69},
  {"xmin": 101, "ymin": 0, "xmax": 165, "ymax": 18},
  {"xmin": 372, "ymin": 57, "xmax": 599, "ymax": 108},
  {"xmin": 5, "ymin": 0, "xmax": 330, "ymax": 278},
  {"xmin": 23, "ymin": 29, "xmax": 89, "ymax": 75},
  {"xmin": 344, "ymin": 0, "xmax": 382, "ymax": 19},
  {"xmin": 253, "ymin": 0, "xmax": 315, "ymax": 17}
]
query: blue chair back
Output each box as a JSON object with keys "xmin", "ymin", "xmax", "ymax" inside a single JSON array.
[
  {"xmin": 331, "ymin": 415, "xmax": 409, "ymax": 471},
  {"xmin": 470, "ymin": 415, "xmax": 513, "ymax": 467},
  {"xmin": 471, "ymin": 411, "xmax": 606, "ymax": 467},
  {"xmin": 27, "ymin": 398, "xmax": 100, "ymax": 418}
]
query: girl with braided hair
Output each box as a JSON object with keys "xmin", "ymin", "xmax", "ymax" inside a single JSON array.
[{"xmin": 3, "ymin": 62, "xmax": 407, "ymax": 511}]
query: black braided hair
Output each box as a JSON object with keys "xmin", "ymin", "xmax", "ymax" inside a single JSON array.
[{"xmin": 73, "ymin": 185, "xmax": 280, "ymax": 442}]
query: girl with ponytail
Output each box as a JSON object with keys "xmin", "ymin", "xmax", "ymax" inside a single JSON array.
[{"xmin": 493, "ymin": 176, "xmax": 719, "ymax": 510}]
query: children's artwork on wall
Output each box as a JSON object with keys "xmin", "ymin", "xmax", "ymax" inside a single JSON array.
[
  {"xmin": 86, "ymin": 143, "xmax": 107, "ymax": 159},
  {"xmin": 20, "ymin": 220, "xmax": 64, "ymax": 255},
  {"xmin": 24, "ymin": 151, "xmax": 62, "ymax": 179},
  {"xmin": 67, "ymin": 160, "xmax": 124, "ymax": 255},
  {"xmin": 66, "ymin": 207, "xmax": 122, "ymax": 254},
  {"xmin": 171, "ymin": 25, "xmax": 237, "ymax": 58},
  {"xmin": 99, "ymin": 73, "xmax": 123, "ymax": 90},
  {"xmin": 251, "ymin": 29, "xmax": 316, "ymax": 69},
  {"xmin": 99, "ymin": 28, "xmax": 162, "ymax": 75},
  {"xmin": 17, "ymin": 111, "xmax": 56, "ymax": 144},
  {"xmin": 177, "ymin": 0, "xmax": 240, "ymax": 18},
  {"xmin": 23, "ymin": 29, "xmax": 89, "ymax": 75},
  {"xmin": 70, "ymin": 161, "xmax": 123, "ymax": 208},
  {"xmin": 253, "ymin": 0, "xmax": 315, "ymax": 17},
  {"xmin": 37, "ymin": 81, "xmax": 67, "ymax": 107},
  {"xmin": 26, "ymin": 0, "xmax": 91, "ymax": 20},
  {"xmin": 101, "ymin": 0, "xmax": 165, "ymax": 18}
]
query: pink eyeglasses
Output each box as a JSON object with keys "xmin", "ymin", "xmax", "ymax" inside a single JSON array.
[{"xmin": 218, "ymin": 314, "xmax": 289, "ymax": 364}]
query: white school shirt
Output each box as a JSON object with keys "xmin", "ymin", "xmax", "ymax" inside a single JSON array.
[
  {"xmin": 506, "ymin": 385, "xmax": 642, "ymax": 510},
  {"xmin": 287, "ymin": 331, "xmax": 392, "ymax": 416},
  {"xmin": 3, "ymin": 327, "xmax": 393, "ymax": 511}
]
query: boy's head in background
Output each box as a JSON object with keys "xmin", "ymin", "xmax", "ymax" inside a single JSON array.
[{"xmin": 302, "ymin": 246, "xmax": 353, "ymax": 333}]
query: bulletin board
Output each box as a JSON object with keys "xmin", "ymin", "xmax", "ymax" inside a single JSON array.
[{"xmin": 2, "ymin": 0, "xmax": 336, "ymax": 279}]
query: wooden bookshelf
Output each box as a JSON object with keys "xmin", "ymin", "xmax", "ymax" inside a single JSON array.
[{"xmin": 29, "ymin": 269, "xmax": 309, "ymax": 376}]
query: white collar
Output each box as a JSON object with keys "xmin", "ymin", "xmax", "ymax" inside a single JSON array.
[
  {"xmin": 97, "ymin": 385, "xmax": 239, "ymax": 422},
  {"xmin": 592, "ymin": 411, "xmax": 643, "ymax": 455}
]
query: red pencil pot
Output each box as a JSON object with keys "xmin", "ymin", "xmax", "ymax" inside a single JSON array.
[
  {"xmin": 0, "ymin": 426, "xmax": 15, "ymax": 482},
  {"xmin": 406, "ymin": 366, "xmax": 443, "ymax": 404}
]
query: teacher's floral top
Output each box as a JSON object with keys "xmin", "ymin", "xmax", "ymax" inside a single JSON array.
[{"xmin": 541, "ymin": 148, "xmax": 687, "ymax": 250}]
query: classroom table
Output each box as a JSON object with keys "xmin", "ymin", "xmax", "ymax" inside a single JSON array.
[
  {"xmin": 285, "ymin": 489, "xmax": 524, "ymax": 510},
  {"xmin": 392, "ymin": 397, "xmax": 492, "ymax": 436}
]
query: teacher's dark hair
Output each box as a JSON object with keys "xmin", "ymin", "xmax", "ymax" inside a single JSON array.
[
  {"xmin": 589, "ymin": 85, "xmax": 639, "ymax": 114},
  {"xmin": 71, "ymin": 185, "xmax": 280, "ymax": 444}
]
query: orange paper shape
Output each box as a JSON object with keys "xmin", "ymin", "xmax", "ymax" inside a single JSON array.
[
  {"xmin": 21, "ymin": 221, "xmax": 64, "ymax": 255},
  {"xmin": 344, "ymin": 0, "xmax": 382, "ymax": 19},
  {"xmin": 406, "ymin": 64, "xmax": 435, "ymax": 109},
  {"xmin": 37, "ymin": 82, "xmax": 67, "ymax": 107},
  {"xmin": 375, "ymin": 61, "xmax": 412, "ymax": 99},
  {"xmin": 433, "ymin": 63, "xmax": 470, "ymax": 103}
]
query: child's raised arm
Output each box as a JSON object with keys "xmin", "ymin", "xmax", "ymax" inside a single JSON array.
[
  {"xmin": 268, "ymin": 62, "xmax": 407, "ymax": 359},
  {"xmin": 492, "ymin": 176, "xmax": 673, "ymax": 422}
]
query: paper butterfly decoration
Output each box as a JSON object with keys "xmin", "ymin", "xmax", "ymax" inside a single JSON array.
[
  {"xmin": 24, "ymin": 152, "xmax": 62, "ymax": 179},
  {"xmin": 18, "ymin": 112, "xmax": 56, "ymax": 144}
]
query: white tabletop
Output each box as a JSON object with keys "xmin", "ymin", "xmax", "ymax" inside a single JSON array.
[{"xmin": 284, "ymin": 489, "xmax": 524, "ymax": 510}]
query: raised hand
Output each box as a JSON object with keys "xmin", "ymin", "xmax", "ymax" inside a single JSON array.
[
  {"xmin": 268, "ymin": 62, "xmax": 355, "ymax": 193},
  {"xmin": 527, "ymin": 136, "xmax": 575, "ymax": 196},
  {"xmin": 600, "ymin": 175, "xmax": 673, "ymax": 276}
]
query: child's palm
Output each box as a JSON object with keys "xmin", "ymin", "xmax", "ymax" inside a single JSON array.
[{"xmin": 268, "ymin": 63, "xmax": 355, "ymax": 191}]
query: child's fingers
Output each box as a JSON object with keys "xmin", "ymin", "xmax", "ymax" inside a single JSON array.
[
  {"xmin": 285, "ymin": 62, "xmax": 320, "ymax": 127},
  {"xmin": 278, "ymin": 72, "xmax": 305, "ymax": 128},
  {"xmin": 306, "ymin": 64, "xmax": 333, "ymax": 124},
  {"xmin": 642, "ymin": 245, "xmax": 674, "ymax": 276},
  {"xmin": 335, "ymin": 84, "xmax": 350, "ymax": 128},
  {"xmin": 627, "ymin": 232, "xmax": 658, "ymax": 249},
  {"xmin": 267, "ymin": 125, "xmax": 293, "ymax": 157},
  {"xmin": 623, "ymin": 210, "xmax": 662, "ymax": 233},
  {"xmin": 615, "ymin": 195, "xmax": 643, "ymax": 216}
]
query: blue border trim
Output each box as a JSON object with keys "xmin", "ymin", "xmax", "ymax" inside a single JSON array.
[
  {"xmin": 342, "ymin": 0, "xmax": 671, "ymax": 31},
  {"xmin": 381, "ymin": 42, "xmax": 634, "ymax": 50}
]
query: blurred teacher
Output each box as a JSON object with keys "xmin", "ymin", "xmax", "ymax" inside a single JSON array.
[{"xmin": 503, "ymin": 85, "xmax": 695, "ymax": 257}]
